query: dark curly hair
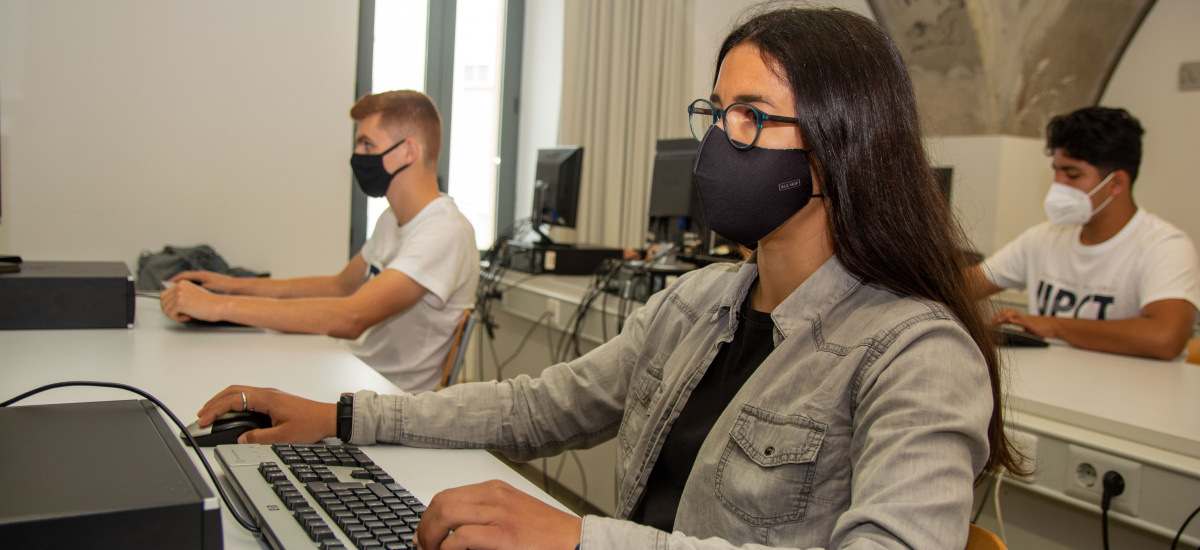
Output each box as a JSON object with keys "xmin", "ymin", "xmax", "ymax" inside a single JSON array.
[{"xmin": 1046, "ymin": 107, "xmax": 1144, "ymax": 185}]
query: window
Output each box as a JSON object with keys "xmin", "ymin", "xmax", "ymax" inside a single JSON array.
[{"xmin": 354, "ymin": 0, "xmax": 521, "ymax": 252}]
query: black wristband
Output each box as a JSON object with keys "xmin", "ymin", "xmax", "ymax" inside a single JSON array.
[{"xmin": 336, "ymin": 393, "xmax": 354, "ymax": 443}]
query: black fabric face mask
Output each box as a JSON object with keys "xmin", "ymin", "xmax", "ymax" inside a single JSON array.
[
  {"xmin": 350, "ymin": 138, "xmax": 410, "ymax": 198},
  {"xmin": 692, "ymin": 126, "xmax": 822, "ymax": 248}
]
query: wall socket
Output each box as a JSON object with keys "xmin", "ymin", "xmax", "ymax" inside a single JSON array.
[
  {"xmin": 1064, "ymin": 444, "xmax": 1142, "ymax": 516},
  {"xmin": 1182, "ymin": 61, "xmax": 1200, "ymax": 91}
]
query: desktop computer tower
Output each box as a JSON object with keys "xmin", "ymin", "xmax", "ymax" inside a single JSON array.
[
  {"xmin": 505, "ymin": 241, "xmax": 624, "ymax": 276},
  {"xmin": 0, "ymin": 261, "xmax": 135, "ymax": 329},
  {"xmin": 0, "ymin": 400, "xmax": 222, "ymax": 549}
]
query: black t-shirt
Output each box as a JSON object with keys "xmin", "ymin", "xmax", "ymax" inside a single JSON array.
[{"xmin": 629, "ymin": 298, "xmax": 777, "ymax": 532}]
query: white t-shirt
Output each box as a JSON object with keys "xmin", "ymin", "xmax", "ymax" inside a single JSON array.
[
  {"xmin": 345, "ymin": 195, "xmax": 479, "ymax": 392},
  {"xmin": 982, "ymin": 209, "xmax": 1200, "ymax": 320}
]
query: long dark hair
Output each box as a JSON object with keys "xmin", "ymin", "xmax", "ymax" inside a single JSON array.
[{"xmin": 717, "ymin": 6, "xmax": 1025, "ymax": 482}]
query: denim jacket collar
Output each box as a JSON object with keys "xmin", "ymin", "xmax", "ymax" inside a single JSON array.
[{"xmin": 715, "ymin": 254, "xmax": 862, "ymax": 343}]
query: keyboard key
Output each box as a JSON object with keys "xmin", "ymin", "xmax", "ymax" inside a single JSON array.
[
  {"xmin": 311, "ymin": 526, "xmax": 336, "ymax": 541},
  {"xmin": 328, "ymin": 482, "xmax": 366, "ymax": 491},
  {"xmin": 310, "ymin": 524, "xmax": 335, "ymax": 541}
]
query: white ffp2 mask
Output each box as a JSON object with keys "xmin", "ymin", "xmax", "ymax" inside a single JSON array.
[{"xmin": 1042, "ymin": 172, "xmax": 1115, "ymax": 227}]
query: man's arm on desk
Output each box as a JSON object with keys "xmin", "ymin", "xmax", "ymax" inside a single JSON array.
[
  {"xmin": 169, "ymin": 253, "xmax": 371, "ymax": 298},
  {"xmin": 161, "ymin": 254, "xmax": 429, "ymax": 339},
  {"xmin": 992, "ymin": 298, "xmax": 1196, "ymax": 360}
]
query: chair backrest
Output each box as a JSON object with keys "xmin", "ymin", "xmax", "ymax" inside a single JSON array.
[
  {"xmin": 439, "ymin": 309, "xmax": 476, "ymax": 389},
  {"xmin": 965, "ymin": 524, "xmax": 1006, "ymax": 550}
]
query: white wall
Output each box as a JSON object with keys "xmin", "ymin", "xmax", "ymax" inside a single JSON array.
[
  {"xmin": 1102, "ymin": 0, "xmax": 1200, "ymax": 244},
  {"xmin": 0, "ymin": 0, "xmax": 358, "ymax": 278}
]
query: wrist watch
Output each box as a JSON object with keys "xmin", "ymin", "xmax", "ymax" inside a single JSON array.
[{"xmin": 336, "ymin": 393, "xmax": 354, "ymax": 443}]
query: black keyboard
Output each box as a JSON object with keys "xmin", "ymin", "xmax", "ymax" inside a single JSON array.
[{"xmin": 215, "ymin": 443, "xmax": 426, "ymax": 550}]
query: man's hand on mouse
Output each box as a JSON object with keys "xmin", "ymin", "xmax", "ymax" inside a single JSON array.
[
  {"xmin": 160, "ymin": 279, "xmax": 228, "ymax": 322},
  {"xmin": 198, "ymin": 385, "xmax": 338, "ymax": 444}
]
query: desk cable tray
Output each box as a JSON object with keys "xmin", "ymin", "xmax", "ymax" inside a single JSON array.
[{"xmin": 216, "ymin": 443, "xmax": 426, "ymax": 550}]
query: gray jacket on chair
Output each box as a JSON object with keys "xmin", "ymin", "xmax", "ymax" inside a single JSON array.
[{"xmin": 350, "ymin": 257, "xmax": 992, "ymax": 549}]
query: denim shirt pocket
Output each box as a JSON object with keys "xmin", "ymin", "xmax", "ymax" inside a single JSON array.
[
  {"xmin": 715, "ymin": 405, "xmax": 827, "ymax": 526},
  {"xmin": 619, "ymin": 369, "xmax": 664, "ymax": 458}
]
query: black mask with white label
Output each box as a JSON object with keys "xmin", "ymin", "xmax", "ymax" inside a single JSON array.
[
  {"xmin": 350, "ymin": 138, "xmax": 410, "ymax": 198},
  {"xmin": 692, "ymin": 126, "xmax": 821, "ymax": 248}
]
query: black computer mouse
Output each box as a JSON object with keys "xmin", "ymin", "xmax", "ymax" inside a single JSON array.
[{"xmin": 180, "ymin": 410, "xmax": 273, "ymax": 447}]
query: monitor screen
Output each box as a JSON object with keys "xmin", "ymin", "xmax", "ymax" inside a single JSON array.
[
  {"xmin": 647, "ymin": 138, "xmax": 706, "ymax": 247},
  {"xmin": 533, "ymin": 147, "xmax": 584, "ymax": 230}
]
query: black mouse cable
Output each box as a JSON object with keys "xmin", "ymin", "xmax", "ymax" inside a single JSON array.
[
  {"xmin": 1172, "ymin": 501, "xmax": 1200, "ymax": 550},
  {"xmin": 1, "ymin": 381, "xmax": 262, "ymax": 534}
]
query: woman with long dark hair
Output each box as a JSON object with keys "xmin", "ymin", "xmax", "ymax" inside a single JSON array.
[{"xmin": 199, "ymin": 6, "xmax": 1022, "ymax": 549}]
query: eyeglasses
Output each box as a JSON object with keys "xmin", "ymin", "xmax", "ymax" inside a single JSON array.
[{"xmin": 688, "ymin": 98, "xmax": 801, "ymax": 150}]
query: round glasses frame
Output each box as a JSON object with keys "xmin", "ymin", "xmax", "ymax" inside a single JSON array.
[{"xmin": 687, "ymin": 98, "xmax": 801, "ymax": 150}]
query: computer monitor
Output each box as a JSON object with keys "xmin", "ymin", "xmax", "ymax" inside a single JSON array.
[
  {"xmin": 647, "ymin": 139, "xmax": 704, "ymax": 247},
  {"xmin": 532, "ymin": 146, "xmax": 584, "ymax": 244}
]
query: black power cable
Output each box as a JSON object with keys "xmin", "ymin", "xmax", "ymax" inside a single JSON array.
[
  {"xmin": 1, "ymin": 381, "xmax": 262, "ymax": 534},
  {"xmin": 1100, "ymin": 470, "xmax": 1126, "ymax": 550},
  {"xmin": 1172, "ymin": 502, "xmax": 1200, "ymax": 550}
]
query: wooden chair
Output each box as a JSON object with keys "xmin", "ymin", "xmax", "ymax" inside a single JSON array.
[
  {"xmin": 1186, "ymin": 338, "xmax": 1200, "ymax": 365},
  {"xmin": 438, "ymin": 309, "xmax": 476, "ymax": 389},
  {"xmin": 966, "ymin": 524, "xmax": 1006, "ymax": 550}
]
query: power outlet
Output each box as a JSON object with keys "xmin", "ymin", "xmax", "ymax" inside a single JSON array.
[
  {"xmin": 1181, "ymin": 61, "xmax": 1200, "ymax": 91},
  {"xmin": 1064, "ymin": 444, "xmax": 1142, "ymax": 516}
]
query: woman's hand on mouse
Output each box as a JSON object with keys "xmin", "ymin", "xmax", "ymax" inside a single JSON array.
[{"xmin": 198, "ymin": 385, "xmax": 337, "ymax": 444}]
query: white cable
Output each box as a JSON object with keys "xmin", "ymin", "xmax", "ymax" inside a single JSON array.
[{"xmin": 993, "ymin": 471, "xmax": 1007, "ymax": 545}]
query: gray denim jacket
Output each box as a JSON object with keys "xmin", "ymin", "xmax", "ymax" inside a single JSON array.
[{"xmin": 351, "ymin": 257, "xmax": 992, "ymax": 549}]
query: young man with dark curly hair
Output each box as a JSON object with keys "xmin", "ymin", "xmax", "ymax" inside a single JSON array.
[{"xmin": 971, "ymin": 106, "xmax": 1200, "ymax": 360}]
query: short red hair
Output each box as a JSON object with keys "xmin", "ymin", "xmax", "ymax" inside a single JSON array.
[{"xmin": 350, "ymin": 90, "xmax": 442, "ymax": 167}]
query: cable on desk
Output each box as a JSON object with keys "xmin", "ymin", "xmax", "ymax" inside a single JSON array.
[
  {"xmin": 1, "ymin": 381, "xmax": 262, "ymax": 535},
  {"xmin": 1172, "ymin": 502, "xmax": 1200, "ymax": 550}
]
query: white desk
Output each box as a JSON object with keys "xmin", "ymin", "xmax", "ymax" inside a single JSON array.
[
  {"xmin": 1, "ymin": 296, "xmax": 568, "ymax": 549},
  {"xmin": 1005, "ymin": 343, "xmax": 1200, "ymax": 459}
]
